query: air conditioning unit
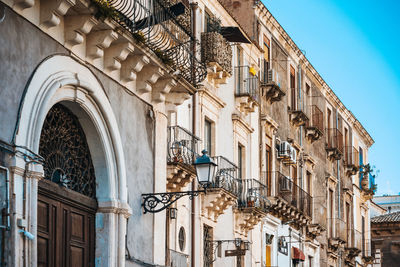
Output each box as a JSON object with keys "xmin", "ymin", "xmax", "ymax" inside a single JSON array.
[
  {"xmin": 278, "ymin": 141, "xmax": 291, "ymax": 159},
  {"xmin": 289, "ymin": 146, "xmax": 297, "ymax": 164},
  {"xmin": 280, "ymin": 175, "xmax": 292, "ymax": 191},
  {"xmin": 267, "ymin": 69, "xmax": 280, "ymax": 87}
]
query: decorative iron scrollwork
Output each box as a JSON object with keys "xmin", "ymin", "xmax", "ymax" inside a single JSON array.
[
  {"xmin": 94, "ymin": 0, "xmax": 207, "ymax": 85},
  {"xmin": 39, "ymin": 104, "xmax": 96, "ymax": 198},
  {"xmin": 142, "ymin": 190, "xmax": 205, "ymax": 213}
]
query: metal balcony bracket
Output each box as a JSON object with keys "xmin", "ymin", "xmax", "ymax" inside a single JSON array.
[{"xmin": 142, "ymin": 190, "xmax": 205, "ymax": 213}]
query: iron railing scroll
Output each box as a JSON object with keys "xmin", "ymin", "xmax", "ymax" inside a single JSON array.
[
  {"xmin": 210, "ymin": 156, "xmax": 241, "ymax": 197},
  {"xmin": 94, "ymin": 0, "xmax": 207, "ymax": 85},
  {"xmin": 306, "ymin": 105, "xmax": 324, "ymax": 133},
  {"xmin": 325, "ymin": 128, "xmax": 344, "ymax": 154},
  {"xmin": 167, "ymin": 125, "xmax": 200, "ymax": 166},
  {"xmin": 237, "ymin": 179, "xmax": 269, "ymax": 213},
  {"xmin": 234, "ymin": 66, "xmax": 259, "ymax": 102}
]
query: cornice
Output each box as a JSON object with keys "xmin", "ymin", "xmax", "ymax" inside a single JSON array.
[
  {"xmin": 232, "ymin": 113, "xmax": 254, "ymax": 134},
  {"xmin": 197, "ymin": 87, "xmax": 226, "ymax": 109},
  {"xmin": 255, "ymin": 2, "xmax": 374, "ymax": 147}
]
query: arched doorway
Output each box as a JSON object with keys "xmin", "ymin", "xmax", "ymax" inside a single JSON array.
[
  {"xmin": 14, "ymin": 55, "xmax": 130, "ymax": 267},
  {"xmin": 37, "ymin": 103, "xmax": 97, "ymax": 266}
]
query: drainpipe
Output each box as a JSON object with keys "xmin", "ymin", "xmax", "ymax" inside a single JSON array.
[
  {"xmin": 297, "ymin": 65, "xmax": 303, "ymax": 189},
  {"xmin": 190, "ymin": 3, "xmax": 199, "ymax": 267},
  {"xmin": 336, "ymin": 110, "xmax": 340, "ymax": 219}
]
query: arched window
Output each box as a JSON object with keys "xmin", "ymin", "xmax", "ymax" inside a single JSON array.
[{"xmin": 39, "ymin": 103, "xmax": 96, "ymax": 198}]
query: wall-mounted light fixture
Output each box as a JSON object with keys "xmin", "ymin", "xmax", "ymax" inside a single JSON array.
[
  {"xmin": 265, "ymin": 233, "xmax": 274, "ymax": 245},
  {"xmin": 142, "ymin": 150, "xmax": 216, "ymax": 213},
  {"xmin": 168, "ymin": 207, "xmax": 177, "ymax": 219}
]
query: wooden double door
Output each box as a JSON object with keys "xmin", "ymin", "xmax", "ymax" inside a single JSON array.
[{"xmin": 37, "ymin": 180, "xmax": 96, "ymax": 267}]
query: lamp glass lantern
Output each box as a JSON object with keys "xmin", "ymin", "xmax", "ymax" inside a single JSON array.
[{"xmin": 194, "ymin": 150, "xmax": 217, "ymax": 186}]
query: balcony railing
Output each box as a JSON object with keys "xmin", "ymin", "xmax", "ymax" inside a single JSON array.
[
  {"xmin": 362, "ymin": 239, "xmax": 375, "ymax": 263},
  {"xmin": 305, "ymin": 105, "xmax": 324, "ymax": 133},
  {"xmin": 169, "ymin": 249, "xmax": 189, "ymax": 267},
  {"xmin": 347, "ymin": 228, "xmax": 362, "ymax": 251},
  {"xmin": 98, "ymin": 0, "xmax": 206, "ymax": 85},
  {"xmin": 201, "ymin": 32, "xmax": 232, "ymax": 74},
  {"xmin": 328, "ymin": 217, "xmax": 347, "ymax": 242},
  {"xmin": 325, "ymin": 128, "xmax": 344, "ymax": 159},
  {"xmin": 344, "ymin": 146, "xmax": 359, "ymax": 166},
  {"xmin": 274, "ymin": 172, "xmax": 312, "ymax": 217},
  {"xmin": 167, "ymin": 126, "xmax": 200, "ymax": 166},
  {"xmin": 234, "ymin": 66, "xmax": 259, "ymax": 102},
  {"xmin": 210, "ymin": 156, "xmax": 241, "ymax": 197},
  {"xmin": 237, "ymin": 179, "xmax": 269, "ymax": 212},
  {"xmin": 289, "ymin": 89, "xmax": 309, "ymax": 126},
  {"xmin": 260, "ymin": 61, "xmax": 285, "ymax": 103}
]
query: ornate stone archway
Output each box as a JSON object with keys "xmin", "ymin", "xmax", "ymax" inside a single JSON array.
[{"xmin": 14, "ymin": 54, "xmax": 131, "ymax": 267}]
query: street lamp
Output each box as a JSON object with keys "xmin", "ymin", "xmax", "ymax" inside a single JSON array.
[
  {"xmin": 194, "ymin": 150, "xmax": 217, "ymax": 186},
  {"xmin": 142, "ymin": 150, "xmax": 217, "ymax": 213}
]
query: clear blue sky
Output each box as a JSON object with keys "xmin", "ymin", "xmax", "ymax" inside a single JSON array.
[{"xmin": 262, "ymin": 0, "xmax": 400, "ymax": 195}]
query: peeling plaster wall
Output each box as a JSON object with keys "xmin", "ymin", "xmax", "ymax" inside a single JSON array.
[{"xmin": 0, "ymin": 7, "xmax": 155, "ymax": 265}]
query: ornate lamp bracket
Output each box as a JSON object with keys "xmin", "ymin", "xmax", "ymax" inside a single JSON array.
[{"xmin": 142, "ymin": 190, "xmax": 206, "ymax": 213}]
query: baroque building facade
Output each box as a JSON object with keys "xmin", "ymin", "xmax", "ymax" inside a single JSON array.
[{"xmin": 0, "ymin": 0, "xmax": 376, "ymax": 266}]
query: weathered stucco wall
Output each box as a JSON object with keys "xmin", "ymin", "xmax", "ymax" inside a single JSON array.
[{"xmin": 0, "ymin": 6, "xmax": 155, "ymax": 264}]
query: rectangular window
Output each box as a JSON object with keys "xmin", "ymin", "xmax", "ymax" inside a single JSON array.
[
  {"xmin": 308, "ymin": 256, "xmax": 313, "ymax": 267},
  {"xmin": 346, "ymin": 202, "xmax": 351, "ymax": 244},
  {"xmin": 204, "ymin": 119, "xmax": 212, "ymax": 155},
  {"xmin": 359, "ymin": 146, "xmax": 364, "ymax": 186},
  {"xmin": 329, "ymin": 189, "xmax": 334, "ymax": 237},
  {"xmin": 362, "ymin": 215, "xmax": 365, "ymax": 256},
  {"xmin": 292, "ymin": 165, "xmax": 297, "ymax": 207},
  {"xmin": 236, "ymin": 47, "xmax": 243, "ymax": 92},
  {"xmin": 306, "ymin": 171, "xmax": 312, "ymax": 195},
  {"xmin": 203, "ymin": 225, "xmax": 213, "ymax": 267},
  {"xmin": 306, "ymin": 83, "xmax": 311, "ymax": 108},
  {"xmin": 290, "ymin": 66, "xmax": 296, "ymax": 109},
  {"xmin": 238, "ymin": 144, "xmax": 244, "ymax": 179},
  {"xmin": 263, "ymin": 35, "xmax": 270, "ymax": 82},
  {"xmin": 327, "ymin": 108, "xmax": 332, "ymax": 129},
  {"xmin": 266, "ymin": 144, "xmax": 271, "ymax": 195},
  {"xmin": 327, "ymin": 108, "xmax": 332, "ymax": 143}
]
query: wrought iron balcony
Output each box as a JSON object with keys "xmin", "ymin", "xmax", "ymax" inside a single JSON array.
[
  {"xmin": 209, "ymin": 156, "xmax": 241, "ymax": 196},
  {"xmin": 237, "ymin": 179, "xmax": 269, "ymax": 213},
  {"xmin": 260, "ymin": 60, "xmax": 285, "ymax": 103},
  {"xmin": 328, "ymin": 217, "xmax": 347, "ymax": 250},
  {"xmin": 325, "ymin": 128, "xmax": 344, "ymax": 160},
  {"xmin": 234, "ymin": 178, "xmax": 269, "ymax": 235},
  {"xmin": 201, "ymin": 156, "xmax": 240, "ymax": 221},
  {"xmin": 234, "ymin": 66, "xmax": 259, "ymax": 114},
  {"xmin": 276, "ymin": 173, "xmax": 312, "ymax": 217},
  {"xmin": 362, "ymin": 239, "xmax": 375, "ymax": 264},
  {"xmin": 345, "ymin": 228, "xmax": 362, "ymax": 259},
  {"xmin": 305, "ymin": 105, "xmax": 324, "ymax": 142},
  {"xmin": 167, "ymin": 125, "xmax": 200, "ymax": 165},
  {"xmin": 344, "ymin": 146, "xmax": 359, "ymax": 176},
  {"xmin": 166, "ymin": 125, "xmax": 200, "ymax": 191},
  {"xmin": 201, "ymin": 32, "xmax": 232, "ymax": 75},
  {"xmin": 95, "ymin": 0, "xmax": 206, "ymax": 85},
  {"xmin": 267, "ymin": 172, "xmax": 312, "ymax": 226},
  {"xmin": 289, "ymin": 89, "xmax": 309, "ymax": 127}
]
